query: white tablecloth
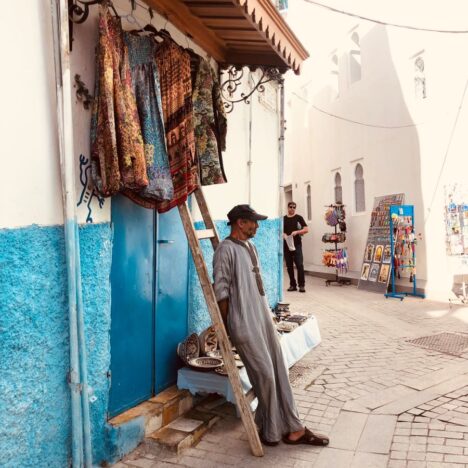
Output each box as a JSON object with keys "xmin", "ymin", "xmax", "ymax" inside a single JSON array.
[{"xmin": 177, "ymin": 316, "xmax": 321, "ymax": 407}]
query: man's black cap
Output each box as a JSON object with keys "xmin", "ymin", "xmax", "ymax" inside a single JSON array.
[{"xmin": 227, "ymin": 204, "xmax": 268, "ymax": 225}]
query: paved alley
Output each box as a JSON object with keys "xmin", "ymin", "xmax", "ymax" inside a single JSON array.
[{"xmin": 115, "ymin": 276, "xmax": 468, "ymax": 468}]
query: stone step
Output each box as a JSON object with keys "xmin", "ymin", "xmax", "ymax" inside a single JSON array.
[
  {"xmin": 108, "ymin": 386, "xmax": 193, "ymax": 437},
  {"xmin": 145, "ymin": 408, "xmax": 220, "ymax": 455}
]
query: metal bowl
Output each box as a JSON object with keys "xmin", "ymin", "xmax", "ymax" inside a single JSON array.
[
  {"xmin": 177, "ymin": 333, "xmax": 200, "ymax": 365},
  {"xmin": 188, "ymin": 357, "xmax": 223, "ymax": 372}
]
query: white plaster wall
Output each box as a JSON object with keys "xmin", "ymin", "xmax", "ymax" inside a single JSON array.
[
  {"xmin": 196, "ymin": 73, "xmax": 281, "ymax": 222},
  {"xmin": 284, "ymin": 1, "xmax": 468, "ymax": 299},
  {"xmin": 1, "ymin": 1, "xmax": 280, "ymax": 230},
  {"xmin": 0, "ymin": 1, "xmax": 62, "ymax": 229}
]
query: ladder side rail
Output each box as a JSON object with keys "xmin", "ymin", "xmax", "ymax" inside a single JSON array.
[
  {"xmin": 178, "ymin": 203, "xmax": 263, "ymax": 457},
  {"xmin": 194, "ymin": 188, "xmax": 220, "ymax": 250}
]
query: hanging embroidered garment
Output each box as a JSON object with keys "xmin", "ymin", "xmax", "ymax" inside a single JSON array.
[
  {"xmin": 156, "ymin": 38, "xmax": 198, "ymax": 211},
  {"xmin": 191, "ymin": 55, "xmax": 228, "ymax": 185},
  {"xmin": 122, "ymin": 33, "xmax": 173, "ymax": 201},
  {"xmin": 90, "ymin": 6, "xmax": 148, "ymax": 196},
  {"xmin": 124, "ymin": 38, "xmax": 198, "ymax": 212}
]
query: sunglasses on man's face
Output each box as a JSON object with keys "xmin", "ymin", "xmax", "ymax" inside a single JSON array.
[{"xmin": 288, "ymin": 205, "xmax": 296, "ymax": 209}]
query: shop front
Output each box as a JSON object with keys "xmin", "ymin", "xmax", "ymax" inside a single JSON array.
[{"xmin": 0, "ymin": 1, "xmax": 308, "ymax": 466}]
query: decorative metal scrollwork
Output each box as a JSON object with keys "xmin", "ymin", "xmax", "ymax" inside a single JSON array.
[
  {"xmin": 220, "ymin": 66, "xmax": 283, "ymax": 113},
  {"xmin": 69, "ymin": 0, "xmax": 101, "ymax": 24}
]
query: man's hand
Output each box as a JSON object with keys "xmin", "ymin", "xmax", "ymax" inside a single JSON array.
[{"xmin": 293, "ymin": 227, "xmax": 309, "ymax": 236}]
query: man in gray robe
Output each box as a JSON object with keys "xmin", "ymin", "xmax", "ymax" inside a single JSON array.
[{"xmin": 213, "ymin": 204, "xmax": 329, "ymax": 446}]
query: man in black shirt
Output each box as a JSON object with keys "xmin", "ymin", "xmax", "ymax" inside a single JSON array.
[{"xmin": 283, "ymin": 202, "xmax": 309, "ymax": 292}]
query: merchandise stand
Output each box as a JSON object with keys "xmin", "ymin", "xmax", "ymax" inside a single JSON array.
[
  {"xmin": 385, "ymin": 205, "xmax": 425, "ymax": 300},
  {"xmin": 323, "ymin": 204, "xmax": 351, "ymax": 287}
]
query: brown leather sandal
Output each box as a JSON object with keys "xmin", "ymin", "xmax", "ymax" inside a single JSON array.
[{"xmin": 282, "ymin": 427, "xmax": 329, "ymax": 446}]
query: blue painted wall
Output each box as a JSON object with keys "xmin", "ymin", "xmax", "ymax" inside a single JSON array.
[
  {"xmin": 0, "ymin": 223, "xmax": 112, "ymax": 467},
  {"xmin": 188, "ymin": 218, "xmax": 282, "ymax": 334}
]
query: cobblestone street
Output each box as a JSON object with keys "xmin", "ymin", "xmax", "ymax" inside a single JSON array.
[{"xmin": 115, "ymin": 276, "xmax": 468, "ymax": 468}]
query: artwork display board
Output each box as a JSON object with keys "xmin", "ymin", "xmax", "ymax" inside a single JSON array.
[
  {"xmin": 358, "ymin": 194, "xmax": 404, "ymax": 293},
  {"xmin": 444, "ymin": 184, "xmax": 468, "ymax": 256},
  {"xmin": 385, "ymin": 205, "xmax": 425, "ymax": 300}
]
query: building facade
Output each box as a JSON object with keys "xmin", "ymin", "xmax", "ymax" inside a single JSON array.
[
  {"xmin": 0, "ymin": 1, "xmax": 307, "ymax": 465},
  {"xmin": 283, "ymin": 2, "xmax": 468, "ymax": 300}
]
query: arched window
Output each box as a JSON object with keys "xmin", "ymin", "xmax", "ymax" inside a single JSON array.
[
  {"xmin": 334, "ymin": 172, "xmax": 343, "ymax": 204},
  {"xmin": 306, "ymin": 184, "xmax": 312, "ymax": 221},
  {"xmin": 354, "ymin": 163, "xmax": 366, "ymax": 212}
]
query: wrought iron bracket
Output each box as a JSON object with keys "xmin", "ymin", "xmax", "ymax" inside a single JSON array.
[
  {"xmin": 220, "ymin": 66, "xmax": 284, "ymax": 114},
  {"xmin": 68, "ymin": 0, "xmax": 119, "ymax": 50}
]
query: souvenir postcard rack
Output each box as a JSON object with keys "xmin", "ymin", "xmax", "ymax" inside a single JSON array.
[
  {"xmin": 322, "ymin": 204, "xmax": 351, "ymax": 287},
  {"xmin": 385, "ymin": 205, "xmax": 425, "ymax": 300}
]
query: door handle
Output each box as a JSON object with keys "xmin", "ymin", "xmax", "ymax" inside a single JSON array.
[{"xmin": 157, "ymin": 240, "xmax": 175, "ymax": 244}]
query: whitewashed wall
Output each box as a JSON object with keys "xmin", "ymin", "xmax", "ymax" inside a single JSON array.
[
  {"xmin": 283, "ymin": 1, "xmax": 468, "ymax": 299},
  {"xmin": 0, "ymin": 1, "xmax": 62, "ymax": 228},
  {"xmin": 0, "ymin": 1, "xmax": 280, "ymax": 230}
]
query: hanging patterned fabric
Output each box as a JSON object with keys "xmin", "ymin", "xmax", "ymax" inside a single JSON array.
[
  {"xmin": 122, "ymin": 33, "xmax": 173, "ymax": 201},
  {"xmin": 191, "ymin": 55, "xmax": 227, "ymax": 185},
  {"xmin": 90, "ymin": 6, "xmax": 148, "ymax": 196},
  {"xmin": 124, "ymin": 38, "xmax": 198, "ymax": 212},
  {"xmin": 156, "ymin": 39, "xmax": 198, "ymax": 211}
]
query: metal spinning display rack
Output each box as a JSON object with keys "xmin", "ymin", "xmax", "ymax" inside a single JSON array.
[
  {"xmin": 323, "ymin": 204, "xmax": 351, "ymax": 287},
  {"xmin": 385, "ymin": 204, "xmax": 425, "ymax": 300}
]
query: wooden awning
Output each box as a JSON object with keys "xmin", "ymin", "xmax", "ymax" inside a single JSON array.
[{"xmin": 144, "ymin": 0, "xmax": 309, "ymax": 74}]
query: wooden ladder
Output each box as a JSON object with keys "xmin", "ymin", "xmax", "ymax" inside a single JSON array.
[{"xmin": 178, "ymin": 187, "xmax": 264, "ymax": 457}]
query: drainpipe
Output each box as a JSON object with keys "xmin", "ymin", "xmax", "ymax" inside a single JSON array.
[
  {"xmin": 278, "ymin": 79, "xmax": 286, "ymax": 302},
  {"xmin": 50, "ymin": 1, "xmax": 92, "ymax": 466},
  {"xmin": 247, "ymin": 71, "xmax": 254, "ymax": 204}
]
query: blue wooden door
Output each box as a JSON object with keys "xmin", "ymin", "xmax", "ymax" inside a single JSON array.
[
  {"xmin": 109, "ymin": 196, "xmax": 155, "ymax": 417},
  {"xmin": 154, "ymin": 209, "xmax": 189, "ymax": 393},
  {"xmin": 109, "ymin": 197, "xmax": 189, "ymax": 416}
]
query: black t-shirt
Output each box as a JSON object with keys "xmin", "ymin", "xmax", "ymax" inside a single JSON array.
[{"xmin": 283, "ymin": 214, "xmax": 307, "ymax": 246}]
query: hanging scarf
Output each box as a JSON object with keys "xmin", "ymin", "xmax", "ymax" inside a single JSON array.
[
  {"xmin": 90, "ymin": 6, "xmax": 148, "ymax": 196},
  {"xmin": 191, "ymin": 54, "xmax": 227, "ymax": 185},
  {"xmin": 124, "ymin": 38, "xmax": 199, "ymax": 212}
]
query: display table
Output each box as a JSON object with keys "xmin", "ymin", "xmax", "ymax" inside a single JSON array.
[{"xmin": 177, "ymin": 316, "xmax": 321, "ymax": 408}]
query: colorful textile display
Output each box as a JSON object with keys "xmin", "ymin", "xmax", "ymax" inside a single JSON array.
[
  {"xmin": 324, "ymin": 204, "xmax": 346, "ymax": 227},
  {"xmin": 122, "ymin": 32, "xmax": 173, "ymax": 201},
  {"xmin": 156, "ymin": 39, "xmax": 198, "ymax": 212},
  {"xmin": 322, "ymin": 232, "xmax": 346, "ymax": 243},
  {"xmin": 90, "ymin": 6, "xmax": 148, "ymax": 196},
  {"xmin": 191, "ymin": 55, "xmax": 227, "ymax": 185},
  {"xmin": 322, "ymin": 248, "xmax": 348, "ymax": 273}
]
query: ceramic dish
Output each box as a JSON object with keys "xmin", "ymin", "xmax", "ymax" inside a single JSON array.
[
  {"xmin": 188, "ymin": 357, "xmax": 223, "ymax": 372},
  {"xmin": 177, "ymin": 333, "xmax": 200, "ymax": 365},
  {"xmin": 199, "ymin": 326, "xmax": 218, "ymax": 354},
  {"xmin": 214, "ymin": 366, "xmax": 228, "ymax": 376},
  {"xmin": 277, "ymin": 321, "xmax": 298, "ymax": 333},
  {"xmin": 206, "ymin": 350, "xmax": 222, "ymax": 359},
  {"xmin": 185, "ymin": 333, "xmax": 200, "ymax": 358}
]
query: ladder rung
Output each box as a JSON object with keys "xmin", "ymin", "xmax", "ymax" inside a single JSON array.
[{"xmin": 196, "ymin": 229, "xmax": 215, "ymax": 240}]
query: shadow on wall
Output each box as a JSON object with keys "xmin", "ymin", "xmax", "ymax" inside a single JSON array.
[
  {"xmin": 452, "ymin": 273, "xmax": 468, "ymax": 303},
  {"xmin": 308, "ymin": 24, "xmax": 427, "ymax": 283}
]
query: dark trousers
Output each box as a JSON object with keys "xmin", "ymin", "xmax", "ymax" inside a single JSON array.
[{"xmin": 284, "ymin": 243, "xmax": 305, "ymax": 288}]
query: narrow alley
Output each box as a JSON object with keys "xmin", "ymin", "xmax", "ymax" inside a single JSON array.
[{"xmin": 115, "ymin": 276, "xmax": 468, "ymax": 468}]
